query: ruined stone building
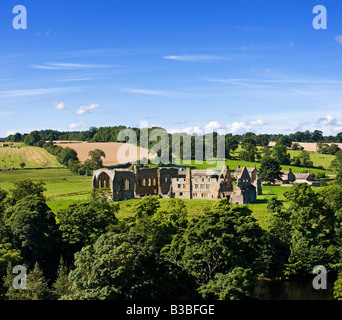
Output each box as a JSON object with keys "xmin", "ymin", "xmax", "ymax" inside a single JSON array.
[
  {"xmin": 92, "ymin": 164, "xmax": 260, "ymax": 204},
  {"xmin": 230, "ymin": 167, "xmax": 257, "ymax": 204}
]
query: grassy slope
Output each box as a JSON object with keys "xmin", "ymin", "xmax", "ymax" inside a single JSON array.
[{"xmin": 0, "ymin": 145, "xmax": 62, "ymax": 169}]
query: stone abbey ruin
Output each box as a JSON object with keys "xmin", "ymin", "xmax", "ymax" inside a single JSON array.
[{"xmin": 92, "ymin": 164, "xmax": 262, "ymax": 204}]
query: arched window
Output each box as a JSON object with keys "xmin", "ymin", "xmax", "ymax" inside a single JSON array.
[{"xmin": 98, "ymin": 172, "xmax": 110, "ymax": 189}]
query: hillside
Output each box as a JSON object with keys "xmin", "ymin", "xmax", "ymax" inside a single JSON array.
[{"xmin": 0, "ymin": 144, "xmax": 63, "ymax": 170}]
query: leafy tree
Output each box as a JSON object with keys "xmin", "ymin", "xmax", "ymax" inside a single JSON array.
[
  {"xmin": 258, "ymin": 157, "xmax": 282, "ymax": 184},
  {"xmin": 225, "ymin": 136, "xmax": 239, "ymax": 158},
  {"xmin": 5, "ymin": 179, "xmax": 46, "ymax": 206},
  {"xmin": 4, "ymin": 262, "xmax": 52, "ymax": 300},
  {"xmin": 277, "ymin": 135, "xmax": 292, "ymax": 148},
  {"xmin": 334, "ymin": 272, "xmax": 342, "ymax": 300},
  {"xmin": 330, "ymin": 150, "xmax": 342, "ymax": 171},
  {"xmin": 19, "ymin": 162, "xmax": 26, "ymax": 169},
  {"xmin": 133, "ymin": 196, "xmax": 160, "ymax": 220},
  {"xmin": 4, "ymin": 195, "xmax": 61, "ymax": 275},
  {"xmin": 239, "ymin": 143, "xmax": 258, "ymax": 162},
  {"xmin": 165, "ymin": 199, "xmax": 272, "ymax": 286},
  {"xmin": 56, "ymin": 199, "xmax": 119, "ymax": 254},
  {"xmin": 199, "ymin": 267, "xmax": 256, "ymax": 300},
  {"xmin": 336, "ymin": 165, "xmax": 342, "ymax": 186},
  {"xmin": 241, "ymin": 132, "xmax": 257, "ymax": 146},
  {"xmin": 57, "ymin": 147, "xmax": 79, "ymax": 167},
  {"xmin": 298, "ymin": 150, "xmax": 313, "ymax": 167},
  {"xmin": 86, "ymin": 149, "xmax": 106, "ymax": 170},
  {"xmin": 64, "ymin": 231, "xmax": 188, "ymax": 300},
  {"xmin": 272, "ymin": 143, "xmax": 290, "ymax": 165}
]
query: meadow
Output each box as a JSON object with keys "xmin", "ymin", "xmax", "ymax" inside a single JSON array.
[
  {"xmin": 0, "ymin": 168, "xmax": 91, "ymax": 197},
  {"xmin": 0, "ymin": 144, "xmax": 62, "ymax": 170}
]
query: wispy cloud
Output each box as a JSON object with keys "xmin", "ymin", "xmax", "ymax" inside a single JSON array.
[
  {"xmin": 336, "ymin": 35, "xmax": 342, "ymax": 45},
  {"xmin": 68, "ymin": 121, "xmax": 87, "ymax": 129},
  {"xmin": 59, "ymin": 77, "xmax": 103, "ymax": 82},
  {"xmin": 31, "ymin": 62, "xmax": 119, "ymax": 70},
  {"xmin": 163, "ymin": 54, "xmax": 226, "ymax": 62},
  {"xmin": 203, "ymin": 77, "xmax": 342, "ymax": 86},
  {"xmin": 119, "ymin": 87, "xmax": 188, "ymax": 98},
  {"xmin": 76, "ymin": 104, "xmax": 100, "ymax": 115},
  {"xmin": 0, "ymin": 87, "xmax": 80, "ymax": 98}
]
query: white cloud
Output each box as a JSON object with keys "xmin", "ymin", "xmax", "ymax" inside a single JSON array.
[
  {"xmin": 163, "ymin": 55, "xmax": 225, "ymax": 62},
  {"xmin": 32, "ymin": 62, "xmax": 118, "ymax": 70},
  {"xmin": 54, "ymin": 101, "xmax": 65, "ymax": 110},
  {"xmin": 203, "ymin": 121, "xmax": 223, "ymax": 132},
  {"xmin": 336, "ymin": 35, "xmax": 342, "ymax": 45},
  {"xmin": 226, "ymin": 122, "xmax": 252, "ymax": 134},
  {"xmin": 0, "ymin": 87, "xmax": 80, "ymax": 99},
  {"xmin": 68, "ymin": 121, "xmax": 87, "ymax": 129},
  {"xmin": 182, "ymin": 126, "xmax": 203, "ymax": 135},
  {"xmin": 248, "ymin": 119, "xmax": 267, "ymax": 126},
  {"xmin": 317, "ymin": 115, "xmax": 338, "ymax": 126},
  {"xmin": 76, "ymin": 104, "xmax": 100, "ymax": 115}
]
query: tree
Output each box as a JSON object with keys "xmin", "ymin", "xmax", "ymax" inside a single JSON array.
[
  {"xmin": 334, "ymin": 272, "xmax": 342, "ymax": 300},
  {"xmin": 133, "ymin": 196, "xmax": 160, "ymax": 220},
  {"xmin": 258, "ymin": 157, "xmax": 282, "ymax": 184},
  {"xmin": 239, "ymin": 143, "xmax": 258, "ymax": 162},
  {"xmin": 64, "ymin": 231, "xmax": 187, "ymax": 300},
  {"xmin": 336, "ymin": 165, "xmax": 342, "ymax": 186},
  {"xmin": 87, "ymin": 149, "xmax": 106, "ymax": 170},
  {"xmin": 52, "ymin": 257, "xmax": 72, "ymax": 299},
  {"xmin": 5, "ymin": 179, "xmax": 46, "ymax": 206},
  {"xmin": 0, "ymin": 243, "xmax": 22, "ymax": 296},
  {"xmin": 199, "ymin": 267, "xmax": 256, "ymax": 300},
  {"xmin": 4, "ymin": 195, "xmax": 61, "ymax": 275},
  {"xmin": 19, "ymin": 162, "xmax": 26, "ymax": 169},
  {"xmin": 56, "ymin": 199, "xmax": 119, "ymax": 253},
  {"xmin": 57, "ymin": 147, "xmax": 79, "ymax": 167},
  {"xmin": 4, "ymin": 262, "xmax": 52, "ymax": 300},
  {"xmin": 330, "ymin": 150, "xmax": 342, "ymax": 171},
  {"xmin": 272, "ymin": 143, "xmax": 290, "ymax": 165},
  {"xmin": 166, "ymin": 200, "xmax": 271, "ymax": 286},
  {"xmin": 277, "ymin": 135, "xmax": 292, "ymax": 148},
  {"xmin": 298, "ymin": 150, "xmax": 313, "ymax": 167},
  {"xmin": 225, "ymin": 136, "xmax": 239, "ymax": 159}
]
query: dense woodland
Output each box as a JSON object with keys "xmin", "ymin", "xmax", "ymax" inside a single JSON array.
[{"xmin": 2, "ymin": 181, "xmax": 342, "ymax": 299}]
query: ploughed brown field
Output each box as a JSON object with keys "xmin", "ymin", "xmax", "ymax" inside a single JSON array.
[
  {"xmin": 269, "ymin": 141, "xmax": 342, "ymax": 152},
  {"xmin": 55, "ymin": 141, "xmax": 156, "ymax": 166}
]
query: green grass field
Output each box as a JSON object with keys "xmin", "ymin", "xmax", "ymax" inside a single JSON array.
[
  {"xmin": 0, "ymin": 145, "xmax": 62, "ymax": 170},
  {"xmin": 0, "ymin": 168, "xmax": 92, "ymax": 197}
]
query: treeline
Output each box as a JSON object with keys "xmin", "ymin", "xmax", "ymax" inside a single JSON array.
[
  {"xmin": 2, "ymin": 180, "xmax": 342, "ymax": 300},
  {"xmin": 6, "ymin": 127, "xmax": 342, "ymax": 145}
]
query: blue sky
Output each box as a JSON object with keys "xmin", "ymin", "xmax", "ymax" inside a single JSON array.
[{"xmin": 1, "ymin": 0, "xmax": 342, "ymax": 137}]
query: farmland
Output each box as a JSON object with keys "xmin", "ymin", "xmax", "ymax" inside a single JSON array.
[
  {"xmin": 0, "ymin": 140, "xmax": 338, "ymax": 230},
  {"xmin": 55, "ymin": 141, "xmax": 155, "ymax": 166},
  {"xmin": 0, "ymin": 144, "xmax": 62, "ymax": 170}
]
